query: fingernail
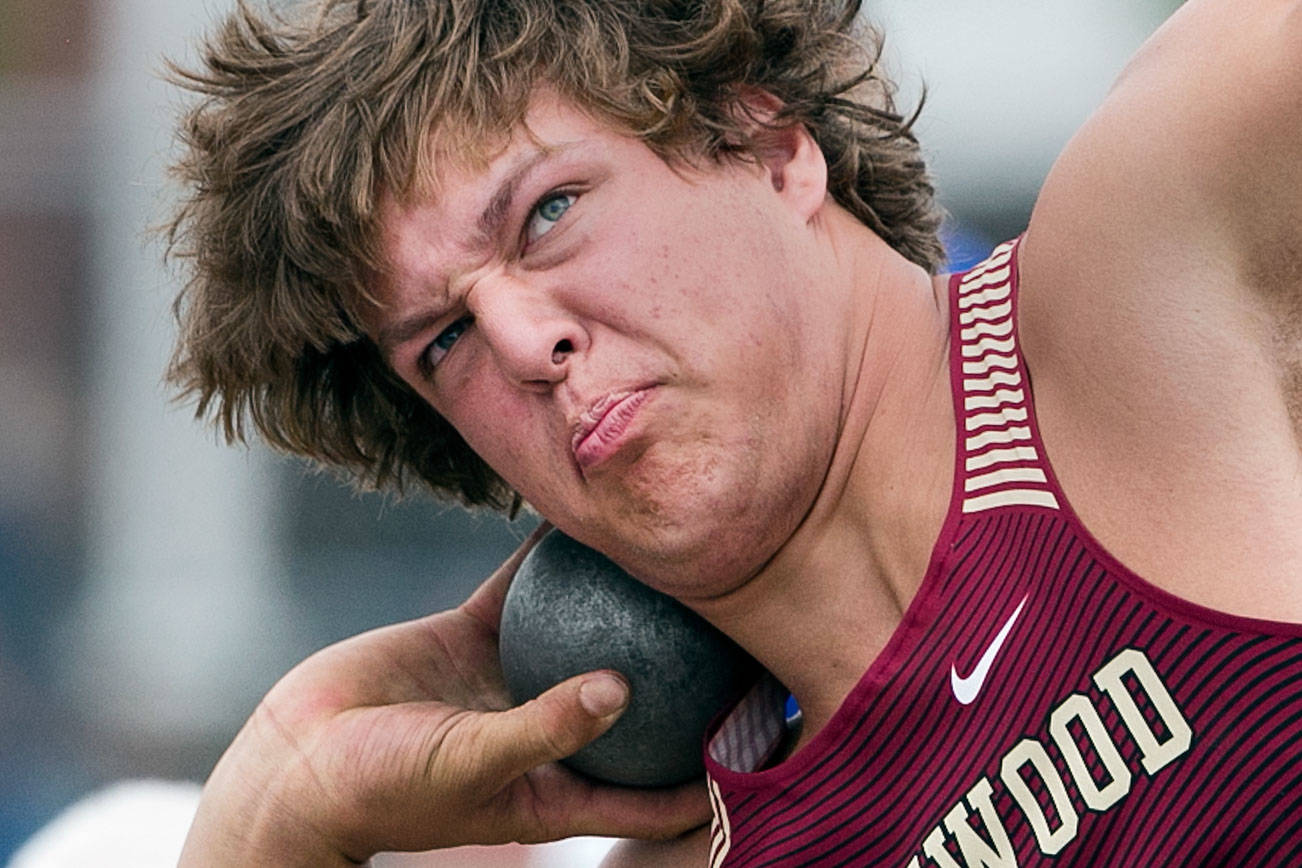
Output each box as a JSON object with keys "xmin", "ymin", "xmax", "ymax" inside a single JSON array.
[{"xmin": 579, "ymin": 674, "xmax": 628, "ymax": 717}]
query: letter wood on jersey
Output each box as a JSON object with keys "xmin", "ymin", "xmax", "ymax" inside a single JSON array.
[{"xmin": 906, "ymin": 648, "xmax": 1193, "ymax": 867}]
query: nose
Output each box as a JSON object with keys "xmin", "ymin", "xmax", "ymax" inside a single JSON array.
[{"xmin": 469, "ymin": 272, "xmax": 586, "ymax": 389}]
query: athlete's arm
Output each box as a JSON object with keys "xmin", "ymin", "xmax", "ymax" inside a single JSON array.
[{"xmin": 1030, "ymin": 0, "xmax": 1302, "ymax": 305}]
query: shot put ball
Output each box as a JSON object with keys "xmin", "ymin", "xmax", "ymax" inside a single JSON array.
[{"xmin": 499, "ymin": 529, "xmax": 760, "ymax": 787}]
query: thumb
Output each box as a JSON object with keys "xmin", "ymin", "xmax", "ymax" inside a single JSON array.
[{"xmin": 480, "ymin": 671, "xmax": 629, "ymax": 781}]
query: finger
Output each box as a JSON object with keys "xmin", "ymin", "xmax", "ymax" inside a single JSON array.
[
  {"xmin": 477, "ymin": 669, "xmax": 629, "ymax": 781},
  {"xmin": 505, "ymin": 761, "xmax": 713, "ymax": 845},
  {"xmin": 560, "ymin": 774, "xmax": 714, "ymax": 841},
  {"xmin": 461, "ymin": 520, "xmax": 553, "ymax": 631}
]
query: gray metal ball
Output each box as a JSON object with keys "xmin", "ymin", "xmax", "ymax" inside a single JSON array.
[{"xmin": 499, "ymin": 530, "xmax": 759, "ymax": 787}]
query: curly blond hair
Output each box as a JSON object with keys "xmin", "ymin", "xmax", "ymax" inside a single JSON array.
[{"xmin": 166, "ymin": 0, "xmax": 943, "ymax": 509}]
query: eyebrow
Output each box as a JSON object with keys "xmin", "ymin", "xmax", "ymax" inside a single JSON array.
[
  {"xmin": 473, "ymin": 146, "xmax": 555, "ymax": 249},
  {"xmin": 376, "ymin": 145, "xmax": 562, "ymax": 362},
  {"xmin": 376, "ymin": 310, "xmax": 444, "ymax": 363}
]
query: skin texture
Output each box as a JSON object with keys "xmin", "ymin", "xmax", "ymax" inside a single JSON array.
[
  {"xmin": 1014, "ymin": 0, "xmax": 1302, "ymax": 624},
  {"xmin": 184, "ymin": 0, "xmax": 1302, "ymax": 864}
]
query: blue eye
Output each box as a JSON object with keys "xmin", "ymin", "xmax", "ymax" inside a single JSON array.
[
  {"xmin": 424, "ymin": 315, "xmax": 472, "ymax": 370},
  {"xmin": 526, "ymin": 192, "xmax": 575, "ymax": 242}
]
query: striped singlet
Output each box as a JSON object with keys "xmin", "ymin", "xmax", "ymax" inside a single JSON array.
[{"xmin": 701, "ymin": 238, "xmax": 1302, "ymax": 866}]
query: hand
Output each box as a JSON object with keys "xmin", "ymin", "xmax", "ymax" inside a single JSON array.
[{"xmin": 179, "ymin": 525, "xmax": 711, "ymax": 866}]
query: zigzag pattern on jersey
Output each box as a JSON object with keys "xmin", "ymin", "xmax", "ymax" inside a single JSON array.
[
  {"xmin": 954, "ymin": 238, "xmax": 1060, "ymax": 514},
  {"xmin": 706, "ymin": 776, "xmax": 732, "ymax": 868}
]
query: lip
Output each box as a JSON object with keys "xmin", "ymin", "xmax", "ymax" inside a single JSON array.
[{"xmin": 571, "ymin": 387, "xmax": 656, "ymax": 470}]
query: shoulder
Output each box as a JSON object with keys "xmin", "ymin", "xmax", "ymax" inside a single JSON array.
[
  {"xmin": 598, "ymin": 825, "xmax": 711, "ymax": 868},
  {"xmin": 1017, "ymin": 0, "xmax": 1302, "ymax": 430},
  {"xmin": 1023, "ymin": 0, "xmax": 1302, "ymax": 299},
  {"xmin": 1009, "ymin": 0, "xmax": 1302, "ymax": 619}
]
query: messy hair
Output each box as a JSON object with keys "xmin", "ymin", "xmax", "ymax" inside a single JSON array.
[{"xmin": 166, "ymin": 0, "xmax": 944, "ymax": 509}]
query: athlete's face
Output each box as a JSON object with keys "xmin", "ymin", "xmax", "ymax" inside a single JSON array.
[{"xmin": 371, "ymin": 90, "xmax": 847, "ymax": 598}]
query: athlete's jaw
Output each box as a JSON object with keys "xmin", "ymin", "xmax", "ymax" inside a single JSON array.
[{"xmin": 570, "ymin": 385, "xmax": 658, "ymax": 473}]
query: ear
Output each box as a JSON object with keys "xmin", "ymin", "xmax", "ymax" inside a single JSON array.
[{"xmin": 736, "ymin": 89, "xmax": 829, "ymax": 222}]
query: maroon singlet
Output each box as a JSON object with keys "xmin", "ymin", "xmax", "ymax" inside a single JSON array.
[{"xmin": 702, "ymin": 238, "xmax": 1302, "ymax": 867}]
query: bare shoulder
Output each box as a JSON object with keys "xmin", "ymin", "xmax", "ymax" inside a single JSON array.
[
  {"xmin": 599, "ymin": 825, "xmax": 711, "ymax": 868},
  {"xmin": 1026, "ymin": 0, "xmax": 1302, "ymax": 291},
  {"xmin": 1014, "ymin": 0, "xmax": 1302, "ymax": 621},
  {"xmin": 1022, "ymin": 0, "xmax": 1302, "ymax": 393}
]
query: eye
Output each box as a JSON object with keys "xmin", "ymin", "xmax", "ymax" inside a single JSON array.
[
  {"xmin": 422, "ymin": 315, "xmax": 473, "ymax": 372},
  {"xmin": 525, "ymin": 192, "xmax": 575, "ymax": 243}
]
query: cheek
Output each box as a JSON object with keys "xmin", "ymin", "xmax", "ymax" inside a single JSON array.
[
  {"xmin": 439, "ymin": 379, "xmax": 514, "ymax": 461},
  {"xmin": 441, "ymin": 384, "xmax": 571, "ymax": 500},
  {"xmin": 579, "ymin": 232, "xmax": 781, "ymax": 347}
]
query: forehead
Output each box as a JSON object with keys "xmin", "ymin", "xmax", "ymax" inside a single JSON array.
[
  {"xmin": 395, "ymin": 91, "xmax": 618, "ymax": 213},
  {"xmin": 376, "ymin": 91, "xmax": 619, "ymax": 262}
]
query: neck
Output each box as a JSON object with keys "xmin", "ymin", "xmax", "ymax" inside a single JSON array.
[{"xmin": 694, "ymin": 224, "xmax": 956, "ymax": 743}]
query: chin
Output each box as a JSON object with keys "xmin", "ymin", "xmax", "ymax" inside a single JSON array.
[
  {"xmin": 561, "ymin": 431, "xmax": 818, "ymax": 597},
  {"xmin": 595, "ymin": 483, "xmax": 800, "ymax": 601}
]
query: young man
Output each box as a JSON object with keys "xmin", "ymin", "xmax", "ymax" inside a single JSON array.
[{"xmin": 170, "ymin": 0, "xmax": 1302, "ymax": 864}]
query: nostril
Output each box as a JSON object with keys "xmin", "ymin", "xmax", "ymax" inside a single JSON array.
[{"xmin": 551, "ymin": 339, "xmax": 574, "ymax": 365}]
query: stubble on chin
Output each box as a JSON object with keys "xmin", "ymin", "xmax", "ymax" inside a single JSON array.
[{"xmin": 597, "ymin": 439, "xmax": 793, "ymax": 596}]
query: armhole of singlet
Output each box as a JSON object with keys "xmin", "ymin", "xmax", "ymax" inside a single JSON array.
[{"xmin": 963, "ymin": 236, "xmax": 1302, "ymax": 637}]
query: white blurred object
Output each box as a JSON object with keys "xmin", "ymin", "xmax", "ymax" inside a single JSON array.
[
  {"xmin": 530, "ymin": 837, "xmax": 618, "ymax": 866},
  {"xmin": 371, "ymin": 836, "xmax": 618, "ymax": 866},
  {"xmin": 872, "ymin": 0, "xmax": 1180, "ymax": 218},
  {"xmin": 61, "ymin": 0, "xmax": 300, "ymax": 744},
  {"xmin": 7, "ymin": 780, "xmax": 617, "ymax": 868},
  {"xmin": 7, "ymin": 781, "xmax": 201, "ymax": 868}
]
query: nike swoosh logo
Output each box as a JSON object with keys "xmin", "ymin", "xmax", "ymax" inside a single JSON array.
[{"xmin": 950, "ymin": 594, "xmax": 1029, "ymax": 706}]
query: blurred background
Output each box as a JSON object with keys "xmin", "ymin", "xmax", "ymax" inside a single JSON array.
[{"xmin": 0, "ymin": 0, "xmax": 1182, "ymax": 864}]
